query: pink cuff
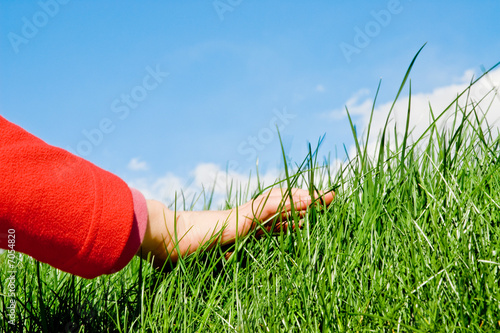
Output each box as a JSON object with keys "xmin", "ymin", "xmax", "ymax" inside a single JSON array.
[{"xmin": 107, "ymin": 188, "xmax": 148, "ymax": 274}]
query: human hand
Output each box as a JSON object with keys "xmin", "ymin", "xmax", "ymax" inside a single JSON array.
[{"xmin": 136, "ymin": 188, "xmax": 334, "ymax": 268}]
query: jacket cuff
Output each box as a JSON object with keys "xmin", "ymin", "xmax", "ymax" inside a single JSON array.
[{"xmin": 108, "ymin": 188, "xmax": 148, "ymax": 274}]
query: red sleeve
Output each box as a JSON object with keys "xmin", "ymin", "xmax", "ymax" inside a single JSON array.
[{"xmin": 0, "ymin": 115, "xmax": 145, "ymax": 279}]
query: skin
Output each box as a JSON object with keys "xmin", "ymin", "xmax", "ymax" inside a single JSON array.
[{"xmin": 137, "ymin": 188, "xmax": 335, "ymax": 267}]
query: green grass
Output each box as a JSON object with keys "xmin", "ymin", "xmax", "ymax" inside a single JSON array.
[{"xmin": 2, "ymin": 57, "xmax": 500, "ymax": 332}]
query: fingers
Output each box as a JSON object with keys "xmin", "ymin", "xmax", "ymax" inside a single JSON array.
[
  {"xmin": 245, "ymin": 188, "xmax": 333, "ymax": 225},
  {"xmin": 261, "ymin": 188, "xmax": 335, "ymax": 213},
  {"xmin": 240, "ymin": 187, "xmax": 335, "ymax": 237},
  {"xmin": 254, "ymin": 220, "xmax": 288, "ymax": 237},
  {"xmin": 225, "ymin": 187, "xmax": 335, "ymax": 261}
]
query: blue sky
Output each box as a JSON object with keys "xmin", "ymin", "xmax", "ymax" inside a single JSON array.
[{"xmin": 1, "ymin": 0, "xmax": 500, "ymax": 206}]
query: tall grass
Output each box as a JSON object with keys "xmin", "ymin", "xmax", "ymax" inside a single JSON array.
[{"xmin": 1, "ymin": 58, "xmax": 500, "ymax": 332}]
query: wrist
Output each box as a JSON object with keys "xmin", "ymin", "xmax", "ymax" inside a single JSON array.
[{"xmin": 136, "ymin": 200, "xmax": 168, "ymax": 259}]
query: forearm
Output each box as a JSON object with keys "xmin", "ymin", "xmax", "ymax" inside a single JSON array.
[{"xmin": 136, "ymin": 200, "xmax": 250, "ymax": 266}]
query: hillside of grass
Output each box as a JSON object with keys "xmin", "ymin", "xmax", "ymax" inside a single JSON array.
[{"xmin": 1, "ymin": 59, "xmax": 500, "ymax": 332}]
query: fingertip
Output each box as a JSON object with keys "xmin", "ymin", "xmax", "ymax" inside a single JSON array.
[{"xmin": 325, "ymin": 191, "xmax": 335, "ymax": 200}]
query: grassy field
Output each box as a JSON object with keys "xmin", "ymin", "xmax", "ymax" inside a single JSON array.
[{"xmin": 2, "ymin": 59, "xmax": 500, "ymax": 332}]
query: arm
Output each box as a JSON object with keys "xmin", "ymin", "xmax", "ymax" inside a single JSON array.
[{"xmin": 0, "ymin": 115, "xmax": 335, "ymax": 277}]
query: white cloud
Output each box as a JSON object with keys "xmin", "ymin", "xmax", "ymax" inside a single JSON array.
[
  {"xmin": 127, "ymin": 163, "xmax": 282, "ymax": 210},
  {"xmin": 127, "ymin": 157, "xmax": 149, "ymax": 171},
  {"xmin": 127, "ymin": 68, "xmax": 500, "ymax": 210},
  {"xmin": 127, "ymin": 159, "xmax": 348, "ymax": 210},
  {"xmin": 316, "ymin": 84, "xmax": 326, "ymax": 92},
  {"xmin": 322, "ymin": 88, "xmax": 373, "ymax": 119},
  {"xmin": 328, "ymin": 68, "xmax": 500, "ymax": 156}
]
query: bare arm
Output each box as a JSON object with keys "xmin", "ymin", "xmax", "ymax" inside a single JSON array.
[{"xmin": 137, "ymin": 188, "xmax": 335, "ymax": 267}]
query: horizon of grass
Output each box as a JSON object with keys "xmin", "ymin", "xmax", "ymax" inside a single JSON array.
[{"xmin": 1, "ymin": 53, "xmax": 500, "ymax": 332}]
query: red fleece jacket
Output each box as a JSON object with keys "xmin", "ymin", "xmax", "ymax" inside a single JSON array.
[{"xmin": 0, "ymin": 116, "xmax": 147, "ymax": 279}]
